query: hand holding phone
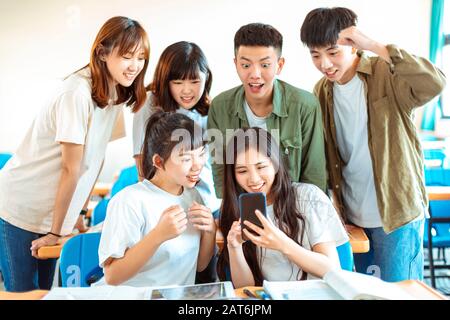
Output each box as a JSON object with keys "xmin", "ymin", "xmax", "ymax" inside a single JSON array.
[{"xmin": 239, "ymin": 192, "xmax": 267, "ymax": 240}]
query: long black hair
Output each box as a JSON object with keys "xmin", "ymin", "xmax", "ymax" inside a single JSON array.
[{"xmin": 217, "ymin": 127, "xmax": 307, "ymax": 285}]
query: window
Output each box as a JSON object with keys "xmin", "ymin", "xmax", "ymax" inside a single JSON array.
[{"xmin": 441, "ymin": 2, "xmax": 450, "ymax": 117}]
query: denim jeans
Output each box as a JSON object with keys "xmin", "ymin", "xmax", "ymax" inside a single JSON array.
[
  {"xmin": 353, "ymin": 218, "xmax": 424, "ymax": 282},
  {"xmin": 0, "ymin": 218, "xmax": 57, "ymax": 292}
]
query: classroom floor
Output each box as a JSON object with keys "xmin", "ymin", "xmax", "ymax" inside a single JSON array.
[{"xmin": 424, "ymin": 247, "xmax": 450, "ymax": 296}]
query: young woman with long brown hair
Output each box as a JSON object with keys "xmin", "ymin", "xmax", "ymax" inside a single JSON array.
[
  {"xmin": 0, "ymin": 16, "xmax": 149, "ymax": 291},
  {"xmin": 133, "ymin": 41, "xmax": 220, "ymax": 213},
  {"xmin": 217, "ymin": 127, "xmax": 348, "ymax": 288}
]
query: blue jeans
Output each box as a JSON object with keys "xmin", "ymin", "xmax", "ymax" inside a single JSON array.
[
  {"xmin": 0, "ymin": 218, "xmax": 57, "ymax": 292},
  {"xmin": 354, "ymin": 218, "xmax": 424, "ymax": 282}
]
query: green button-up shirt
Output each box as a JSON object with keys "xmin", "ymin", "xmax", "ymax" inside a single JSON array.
[
  {"xmin": 207, "ymin": 79, "xmax": 326, "ymax": 198},
  {"xmin": 314, "ymin": 44, "xmax": 446, "ymax": 233}
]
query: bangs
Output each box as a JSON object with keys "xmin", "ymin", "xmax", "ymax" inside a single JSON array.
[
  {"xmin": 116, "ymin": 26, "xmax": 150, "ymax": 59},
  {"xmin": 168, "ymin": 55, "xmax": 203, "ymax": 80},
  {"xmin": 301, "ymin": 7, "xmax": 357, "ymax": 48},
  {"xmin": 228, "ymin": 128, "xmax": 280, "ymax": 169}
]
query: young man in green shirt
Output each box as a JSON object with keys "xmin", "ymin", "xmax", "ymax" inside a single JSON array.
[
  {"xmin": 207, "ymin": 23, "xmax": 326, "ymax": 198},
  {"xmin": 300, "ymin": 7, "xmax": 446, "ymax": 281}
]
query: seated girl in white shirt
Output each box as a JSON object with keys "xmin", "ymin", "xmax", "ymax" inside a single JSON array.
[
  {"xmin": 217, "ymin": 127, "xmax": 349, "ymax": 288},
  {"xmin": 98, "ymin": 112, "xmax": 216, "ymax": 287}
]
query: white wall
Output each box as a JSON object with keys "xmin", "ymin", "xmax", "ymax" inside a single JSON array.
[{"xmin": 0, "ymin": 0, "xmax": 432, "ymax": 182}]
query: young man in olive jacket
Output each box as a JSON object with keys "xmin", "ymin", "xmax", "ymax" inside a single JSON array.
[{"xmin": 300, "ymin": 7, "xmax": 446, "ymax": 281}]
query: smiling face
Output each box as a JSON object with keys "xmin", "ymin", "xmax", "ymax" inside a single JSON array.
[
  {"xmin": 309, "ymin": 44, "xmax": 358, "ymax": 84},
  {"xmin": 234, "ymin": 46, "xmax": 284, "ymax": 104},
  {"xmin": 161, "ymin": 145, "xmax": 207, "ymax": 193},
  {"xmin": 104, "ymin": 44, "xmax": 146, "ymax": 87},
  {"xmin": 234, "ymin": 147, "xmax": 276, "ymax": 204},
  {"xmin": 169, "ymin": 71, "xmax": 207, "ymax": 110}
]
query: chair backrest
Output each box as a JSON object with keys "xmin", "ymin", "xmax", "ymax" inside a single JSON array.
[
  {"xmin": 111, "ymin": 165, "xmax": 139, "ymax": 197},
  {"xmin": 59, "ymin": 232, "xmax": 102, "ymax": 287},
  {"xmin": 0, "ymin": 153, "xmax": 12, "ymax": 170},
  {"xmin": 92, "ymin": 198, "xmax": 110, "ymax": 226},
  {"xmin": 424, "ymin": 200, "xmax": 450, "ymax": 246},
  {"xmin": 336, "ymin": 241, "xmax": 354, "ymax": 271},
  {"xmin": 425, "ymin": 168, "xmax": 450, "ymax": 186}
]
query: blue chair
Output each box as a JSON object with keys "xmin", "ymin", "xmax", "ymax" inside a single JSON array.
[
  {"xmin": 337, "ymin": 241, "xmax": 354, "ymax": 271},
  {"xmin": 425, "ymin": 167, "xmax": 450, "ymax": 186},
  {"xmin": 424, "ymin": 200, "xmax": 450, "ymax": 288},
  {"xmin": 0, "ymin": 153, "xmax": 12, "ymax": 170},
  {"xmin": 91, "ymin": 165, "xmax": 138, "ymax": 226},
  {"xmin": 92, "ymin": 198, "xmax": 110, "ymax": 226},
  {"xmin": 110, "ymin": 165, "xmax": 138, "ymax": 197},
  {"xmin": 59, "ymin": 232, "xmax": 103, "ymax": 287}
]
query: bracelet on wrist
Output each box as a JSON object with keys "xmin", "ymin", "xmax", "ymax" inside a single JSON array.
[
  {"xmin": 46, "ymin": 231, "xmax": 62, "ymax": 238},
  {"xmin": 80, "ymin": 209, "xmax": 88, "ymax": 216}
]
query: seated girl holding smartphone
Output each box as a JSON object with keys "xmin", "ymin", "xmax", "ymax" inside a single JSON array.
[
  {"xmin": 97, "ymin": 112, "xmax": 216, "ymax": 287},
  {"xmin": 217, "ymin": 127, "xmax": 349, "ymax": 288}
]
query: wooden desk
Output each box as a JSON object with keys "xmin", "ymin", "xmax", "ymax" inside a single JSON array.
[
  {"xmin": 0, "ymin": 290, "xmax": 49, "ymax": 300},
  {"xmin": 427, "ymin": 186, "xmax": 450, "ymax": 200},
  {"xmin": 236, "ymin": 280, "xmax": 447, "ymax": 300},
  {"xmin": 346, "ymin": 224, "xmax": 369, "ymax": 253},
  {"xmin": 37, "ymin": 235, "xmax": 73, "ymax": 259},
  {"xmin": 91, "ymin": 182, "xmax": 112, "ymax": 198},
  {"xmin": 37, "ymin": 224, "xmax": 103, "ymax": 259},
  {"xmin": 1, "ymin": 280, "xmax": 445, "ymax": 300}
]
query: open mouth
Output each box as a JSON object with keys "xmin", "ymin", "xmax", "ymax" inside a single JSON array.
[
  {"xmin": 324, "ymin": 69, "xmax": 338, "ymax": 77},
  {"xmin": 186, "ymin": 174, "xmax": 200, "ymax": 183},
  {"xmin": 248, "ymin": 182, "xmax": 265, "ymax": 192},
  {"xmin": 180, "ymin": 96, "xmax": 194, "ymax": 103},
  {"xmin": 124, "ymin": 73, "xmax": 137, "ymax": 81},
  {"xmin": 248, "ymin": 83, "xmax": 264, "ymax": 93}
]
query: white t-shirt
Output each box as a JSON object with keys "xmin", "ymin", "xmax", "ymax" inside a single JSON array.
[
  {"xmin": 0, "ymin": 68, "xmax": 125, "ymax": 235},
  {"xmin": 97, "ymin": 180, "xmax": 203, "ymax": 287},
  {"xmin": 259, "ymin": 183, "xmax": 349, "ymax": 281},
  {"xmin": 132, "ymin": 93, "xmax": 221, "ymax": 212},
  {"xmin": 243, "ymin": 100, "xmax": 268, "ymax": 130},
  {"xmin": 332, "ymin": 75, "xmax": 382, "ymax": 228}
]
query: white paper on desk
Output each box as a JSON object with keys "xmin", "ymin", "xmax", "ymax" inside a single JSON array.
[
  {"xmin": 263, "ymin": 280, "xmax": 342, "ymax": 300},
  {"xmin": 42, "ymin": 285, "xmax": 152, "ymax": 300}
]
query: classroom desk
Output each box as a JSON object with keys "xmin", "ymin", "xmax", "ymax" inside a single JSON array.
[
  {"xmin": 235, "ymin": 280, "xmax": 447, "ymax": 300},
  {"xmin": 91, "ymin": 182, "xmax": 112, "ymax": 198},
  {"xmin": 427, "ymin": 185, "xmax": 450, "ymax": 200},
  {"xmin": 215, "ymin": 224, "xmax": 370, "ymax": 254},
  {"xmin": 37, "ymin": 236, "xmax": 73, "ymax": 259},
  {"xmin": 346, "ymin": 224, "xmax": 370, "ymax": 253},
  {"xmin": 0, "ymin": 280, "xmax": 445, "ymax": 300}
]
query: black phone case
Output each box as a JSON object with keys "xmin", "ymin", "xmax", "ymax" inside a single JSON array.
[{"xmin": 239, "ymin": 193, "xmax": 267, "ymax": 238}]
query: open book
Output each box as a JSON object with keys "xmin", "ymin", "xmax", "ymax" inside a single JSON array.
[{"xmin": 263, "ymin": 269, "xmax": 414, "ymax": 300}]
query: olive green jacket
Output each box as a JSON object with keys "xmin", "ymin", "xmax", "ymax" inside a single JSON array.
[
  {"xmin": 314, "ymin": 44, "xmax": 446, "ymax": 233},
  {"xmin": 207, "ymin": 79, "xmax": 327, "ymax": 198}
]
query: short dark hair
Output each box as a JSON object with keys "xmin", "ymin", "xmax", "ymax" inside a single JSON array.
[
  {"xmin": 300, "ymin": 7, "xmax": 358, "ymax": 48},
  {"xmin": 234, "ymin": 23, "xmax": 283, "ymax": 56}
]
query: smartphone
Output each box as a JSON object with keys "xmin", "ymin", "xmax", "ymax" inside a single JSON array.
[{"xmin": 239, "ymin": 192, "xmax": 267, "ymax": 239}]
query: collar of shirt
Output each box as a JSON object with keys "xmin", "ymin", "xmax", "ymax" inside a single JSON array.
[{"xmin": 230, "ymin": 79, "xmax": 288, "ymax": 121}]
